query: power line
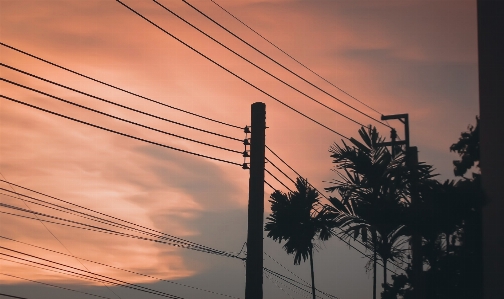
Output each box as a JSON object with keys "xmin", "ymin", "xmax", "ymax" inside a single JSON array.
[
  {"xmin": 0, "ymin": 205, "xmax": 243, "ymax": 259},
  {"xmin": 182, "ymin": 0, "xmax": 391, "ymax": 129},
  {"xmin": 0, "ymin": 180, "xmax": 234, "ymax": 256},
  {"xmin": 0, "ymin": 94, "xmax": 241, "ymax": 166},
  {"xmin": 1, "ymin": 77, "xmax": 241, "ymax": 154},
  {"xmin": 0, "ymin": 204, "xmax": 244, "ymax": 259},
  {"xmin": 208, "ymin": 0, "xmax": 386, "ymax": 118},
  {"xmin": 0, "ymin": 236, "xmax": 242, "ymax": 299},
  {"xmin": 265, "ymin": 145, "xmax": 331, "ymax": 203},
  {"xmin": 264, "ymin": 272, "xmax": 299, "ymax": 299},
  {"xmin": 0, "ymin": 191, "xmax": 186, "ymax": 244},
  {"xmin": 0, "ymin": 272, "xmax": 112, "ymax": 299},
  {"xmin": 0, "ymin": 189, "xmax": 238, "ymax": 257},
  {"xmin": 0, "ymin": 250, "xmax": 185, "ymax": 299},
  {"xmin": 263, "ymin": 146, "xmax": 408, "ymax": 272},
  {"xmin": 264, "ymin": 251, "xmax": 309, "ymax": 287},
  {"xmin": 115, "ymin": 0, "xmax": 349, "ymax": 140},
  {"xmin": 265, "ymin": 157, "xmax": 296, "ymax": 185},
  {"xmin": 264, "ymin": 180, "xmax": 276, "ymax": 191},
  {"xmin": 265, "ymin": 251, "xmax": 342, "ymax": 299},
  {"xmin": 265, "ymin": 168, "xmax": 293, "ymax": 193},
  {"xmin": 153, "ymin": 0, "xmax": 373, "ymax": 129},
  {"xmin": 0, "ymin": 63, "xmax": 241, "ymax": 142},
  {"xmin": 0, "ymin": 256, "xmax": 126, "ymax": 291},
  {"xmin": 0, "ymin": 42, "xmax": 242, "ymax": 129},
  {"xmin": 0, "ymin": 174, "xmax": 123, "ymax": 299},
  {"xmin": 0, "ymin": 293, "xmax": 28, "ymax": 299},
  {"xmin": 263, "ymin": 268, "xmax": 319, "ymax": 298},
  {"xmin": 265, "ymin": 268, "xmax": 338, "ymax": 299}
]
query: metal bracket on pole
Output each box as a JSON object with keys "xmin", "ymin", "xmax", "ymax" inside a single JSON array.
[{"xmin": 376, "ymin": 114, "xmax": 409, "ymax": 153}]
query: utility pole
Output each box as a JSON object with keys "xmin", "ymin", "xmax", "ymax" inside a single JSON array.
[
  {"xmin": 245, "ymin": 102, "xmax": 266, "ymax": 299},
  {"xmin": 377, "ymin": 114, "xmax": 423, "ymax": 299}
]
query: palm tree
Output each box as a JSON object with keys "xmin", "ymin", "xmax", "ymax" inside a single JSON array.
[
  {"xmin": 265, "ymin": 177, "xmax": 332, "ymax": 299},
  {"xmin": 325, "ymin": 126, "xmax": 409, "ymax": 299}
]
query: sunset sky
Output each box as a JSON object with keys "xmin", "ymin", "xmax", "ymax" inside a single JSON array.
[{"xmin": 0, "ymin": 0, "xmax": 479, "ymax": 298}]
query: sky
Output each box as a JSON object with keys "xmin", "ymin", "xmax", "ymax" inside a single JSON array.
[{"xmin": 0, "ymin": 0, "xmax": 479, "ymax": 299}]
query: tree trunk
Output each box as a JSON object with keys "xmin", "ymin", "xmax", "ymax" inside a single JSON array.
[
  {"xmin": 309, "ymin": 247, "xmax": 316, "ymax": 299},
  {"xmin": 373, "ymin": 235, "xmax": 377, "ymax": 299},
  {"xmin": 383, "ymin": 257, "xmax": 387, "ymax": 286}
]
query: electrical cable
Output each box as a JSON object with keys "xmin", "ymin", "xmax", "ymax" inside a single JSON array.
[
  {"xmin": 0, "ymin": 94, "xmax": 241, "ymax": 166},
  {"xmin": 0, "ymin": 63, "xmax": 241, "ymax": 142},
  {"xmin": 0, "ymin": 206, "xmax": 242, "ymax": 259},
  {"xmin": 0, "ymin": 180, "xmax": 232, "ymax": 256},
  {"xmin": 0, "ymin": 251, "xmax": 184, "ymax": 299},
  {"xmin": 264, "ymin": 180, "xmax": 276, "ymax": 192},
  {"xmin": 0, "ymin": 191, "xmax": 206, "ymax": 248},
  {"xmin": 0, "ymin": 42, "xmax": 241, "ymax": 129},
  {"xmin": 1, "ymin": 78, "xmax": 241, "ymax": 154},
  {"xmin": 0, "ymin": 189, "xmax": 237, "ymax": 258},
  {"xmin": 263, "ymin": 146, "xmax": 408, "ymax": 272},
  {"xmin": 265, "ymin": 145, "xmax": 329, "ymax": 203},
  {"xmin": 0, "ymin": 293, "xmax": 28, "ymax": 299},
  {"xmin": 264, "ymin": 169, "xmax": 293, "ymax": 193},
  {"xmin": 0, "ymin": 173, "xmax": 123, "ymax": 299},
  {"xmin": 264, "ymin": 272, "xmax": 298, "ymax": 299},
  {"xmin": 0, "ymin": 256, "xmax": 122, "ymax": 286},
  {"xmin": 0, "ymin": 272, "xmax": 112, "ymax": 299},
  {"xmin": 264, "ymin": 267, "xmax": 338, "ymax": 299},
  {"xmin": 208, "ymin": 0, "xmax": 386, "ymax": 118},
  {"xmin": 0, "ymin": 237, "xmax": 241, "ymax": 299},
  {"xmin": 115, "ymin": 0, "xmax": 349, "ymax": 140},
  {"xmin": 263, "ymin": 268, "xmax": 317, "ymax": 298},
  {"xmin": 265, "ymin": 157, "xmax": 296, "ymax": 185},
  {"xmin": 153, "ymin": 0, "xmax": 372, "ymax": 129},
  {"xmin": 263, "ymin": 251, "xmax": 309, "ymax": 286},
  {"xmin": 182, "ymin": 0, "xmax": 391, "ymax": 129}
]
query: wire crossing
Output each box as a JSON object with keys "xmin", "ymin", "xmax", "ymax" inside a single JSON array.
[
  {"xmin": 262, "ymin": 146, "xmax": 408, "ymax": 273},
  {"xmin": 183, "ymin": 0, "xmax": 391, "ymax": 129},
  {"xmin": 0, "ymin": 237, "xmax": 241, "ymax": 299},
  {"xmin": 153, "ymin": 0, "xmax": 372, "ymax": 129},
  {"xmin": 0, "ymin": 249, "xmax": 185, "ymax": 299},
  {"xmin": 0, "ymin": 94, "xmax": 241, "ymax": 166},
  {"xmin": 0, "ymin": 42, "xmax": 241, "ymax": 129},
  {"xmin": 208, "ymin": 0, "xmax": 386, "ymax": 117},
  {"xmin": 0, "ymin": 174, "xmax": 123, "ymax": 299},
  {"xmin": 0, "ymin": 192, "xmax": 242, "ymax": 259},
  {"xmin": 0, "ymin": 273, "xmax": 112, "ymax": 299},
  {"xmin": 0, "ymin": 180, "xmax": 237, "ymax": 256},
  {"xmin": 264, "ymin": 252, "xmax": 339, "ymax": 299},
  {"xmin": 1, "ymin": 78, "xmax": 241, "ymax": 154},
  {"xmin": 115, "ymin": 0, "xmax": 349, "ymax": 140},
  {"xmin": 0, "ymin": 63, "xmax": 241, "ymax": 142}
]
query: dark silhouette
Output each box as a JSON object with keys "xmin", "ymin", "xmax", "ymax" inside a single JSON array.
[
  {"xmin": 265, "ymin": 178, "xmax": 332, "ymax": 299},
  {"xmin": 325, "ymin": 126, "xmax": 412, "ymax": 299},
  {"xmin": 382, "ymin": 117, "xmax": 483, "ymax": 299}
]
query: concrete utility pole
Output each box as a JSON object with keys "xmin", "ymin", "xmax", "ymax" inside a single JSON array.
[
  {"xmin": 245, "ymin": 102, "xmax": 266, "ymax": 299},
  {"xmin": 377, "ymin": 114, "xmax": 423, "ymax": 299},
  {"xmin": 406, "ymin": 146, "xmax": 424, "ymax": 299}
]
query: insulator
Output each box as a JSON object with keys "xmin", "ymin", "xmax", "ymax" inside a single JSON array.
[
  {"xmin": 242, "ymin": 151, "xmax": 250, "ymax": 157},
  {"xmin": 391, "ymin": 128, "xmax": 397, "ymax": 139},
  {"xmin": 244, "ymin": 126, "xmax": 251, "ymax": 133},
  {"xmin": 243, "ymin": 139, "xmax": 250, "ymax": 145},
  {"xmin": 242, "ymin": 163, "xmax": 249, "ymax": 169}
]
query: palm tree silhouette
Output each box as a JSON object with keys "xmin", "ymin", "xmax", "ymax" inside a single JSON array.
[
  {"xmin": 326, "ymin": 126, "xmax": 409, "ymax": 299},
  {"xmin": 265, "ymin": 177, "xmax": 332, "ymax": 299}
]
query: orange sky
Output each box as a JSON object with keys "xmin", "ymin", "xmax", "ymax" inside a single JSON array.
[{"xmin": 0, "ymin": 1, "xmax": 479, "ymax": 298}]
